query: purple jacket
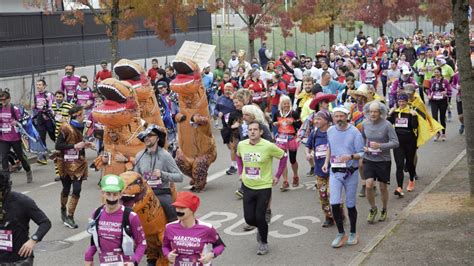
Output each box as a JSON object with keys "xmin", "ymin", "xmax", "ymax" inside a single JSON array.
[
  {"xmin": 0, "ymin": 105, "xmax": 21, "ymax": 142},
  {"xmin": 60, "ymin": 75, "xmax": 80, "ymax": 102}
]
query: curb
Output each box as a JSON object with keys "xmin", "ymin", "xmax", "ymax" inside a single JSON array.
[{"xmin": 348, "ymin": 149, "xmax": 467, "ymax": 266}]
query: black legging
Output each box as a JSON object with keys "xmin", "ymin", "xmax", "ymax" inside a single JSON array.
[
  {"xmin": 242, "ymin": 185, "xmax": 271, "ymax": 244},
  {"xmin": 36, "ymin": 115, "xmax": 56, "ymax": 145},
  {"xmin": 61, "ymin": 177, "xmax": 83, "ymax": 198},
  {"xmin": 331, "ymin": 204, "xmax": 357, "ymax": 234},
  {"xmin": 393, "ymin": 134, "xmax": 417, "ymax": 187},
  {"xmin": 0, "ymin": 140, "xmax": 31, "ymax": 172},
  {"xmin": 430, "ymin": 98, "xmax": 448, "ymax": 134},
  {"xmin": 288, "ymin": 150, "xmax": 297, "ymax": 164},
  {"xmin": 381, "ymin": 75, "xmax": 388, "ymax": 97}
]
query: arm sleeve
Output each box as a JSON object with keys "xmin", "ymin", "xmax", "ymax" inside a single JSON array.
[
  {"xmin": 161, "ymin": 152, "xmax": 185, "ymax": 183},
  {"xmin": 162, "ymin": 226, "xmax": 172, "ymax": 257},
  {"xmin": 84, "ymin": 245, "xmax": 97, "ymax": 262},
  {"xmin": 210, "ymin": 229, "xmax": 225, "ymax": 257},
  {"xmin": 275, "ymin": 154, "xmax": 288, "ymax": 179},
  {"xmin": 26, "ymin": 196, "xmax": 51, "ymax": 241},
  {"xmin": 379, "ymin": 124, "xmax": 399, "ymax": 150},
  {"xmin": 130, "ymin": 214, "xmax": 147, "ymax": 263},
  {"xmin": 55, "ymin": 130, "xmax": 75, "ymax": 150},
  {"xmin": 236, "ymin": 155, "xmax": 243, "ymax": 176}
]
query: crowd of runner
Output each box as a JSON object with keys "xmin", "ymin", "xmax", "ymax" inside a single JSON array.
[{"xmin": 0, "ymin": 29, "xmax": 464, "ymax": 264}]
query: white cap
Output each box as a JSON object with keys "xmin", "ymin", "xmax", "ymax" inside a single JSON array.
[{"xmin": 333, "ymin": 106, "xmax": 350, "ymax": 115}]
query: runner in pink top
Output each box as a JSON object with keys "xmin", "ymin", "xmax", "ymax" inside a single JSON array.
[
  {"xmin": 85, "ymin": 174, "xmax": 147, "ymax": 265},
  {"xmin": 60, "ymin": 64, "xmax": 80, "ymax": 102},
  {"xmin": 75, "ymin": 76, "xmax": 95, "ymax": 115},
  {"xmin": 163, "ymin": 192, "xmax": 225, "ymax": 266}
]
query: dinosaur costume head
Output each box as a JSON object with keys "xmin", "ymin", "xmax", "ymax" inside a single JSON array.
[
  {"xmin": 93, "ymin": 78, "xmax": 138, "ymax": 128},
  {"xmin": 114, "ymin": 58, "xmax": 165, "ymax": 129},
  {"xmin": 171, "ymin": 58, "xmax": 203, "ymax": 96}
]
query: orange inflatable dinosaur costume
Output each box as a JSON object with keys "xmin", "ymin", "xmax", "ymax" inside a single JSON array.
[
  {"xmin": 170, "ymin": 55, "xmax": 217, "ymax": 192},
  {"xmin": 120, "ymin": 171, "xmax": 168, "ymax": 266},
  {"xmin": 114, "ymin": 59, "xmax": 165, "ymax": 129},
  {"xmin": 92, "ymin": 78, "xmax": 144, "ymax": 175}
]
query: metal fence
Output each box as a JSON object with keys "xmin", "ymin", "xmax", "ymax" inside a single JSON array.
[
  {"xmin": 212, "ymin": 17, "xmax": 454, "ymax": 60},
  {"xmin": 0, "ymin": 8, "xmax": 212, "ymax": 78}
]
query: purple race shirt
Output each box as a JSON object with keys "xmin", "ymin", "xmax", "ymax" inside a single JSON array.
[
  {"xmin": 0, "ymin": 106, "xmax": 21, "ymax": 142},
  {"xmin": 84, "ymin": 206, "xmax": 147, "ymax": 264},
  {"xmin": 163, "ymin": 219, "xmax": 225, "ymax": 266},
  {"xmin": 60, "ymin": 75, "xmax": 80, "ymax": 102},
  {"xmin": 75, "ymin": 87, "xmax": 94, "ymax": 109},
  {"xmin": 34, "ymin": 91, "xmax": 54, "ymax": 115}
]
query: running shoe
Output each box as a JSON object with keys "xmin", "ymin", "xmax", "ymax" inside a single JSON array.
[
  {"xmin": 346, "ymin": 233, "xmax": 359, "ymax": 246},
  {"xmin": 235, "ymin": 188, "xmax": 243, "ymax": 199},
  {"xmin": 64, "ymin": 216, "xmax": 78, "ymax": 229},
  {"xmin": 243, "ymin": 224, "xmax": 256, "ymax": 231},
  {"xmin": 54, "ymin": 177, "xmax": 61, "ymax": 182},
  {"xmin": 379, "ymin": 209, "xmax": 388, "ymax": 222},
  {"xmin": 441, "ymin": 134, "xmax": 447, "ymax": 142},
  {"xmin": 226, "ymin": 166, "xmax": 237, "ymax": 175},
  {"xmin": 292, "ymin": 176, "xmax": 299, "ymax": 187},
  {"xmin": 367, "ymin": 207, "xmax": 378, "ymax": 224},
  {"xmin": 61, "ymin": 208, "xmax": 67, "ymax": 223},
  {"xmin": 257, "ymin": 243, "xmax": 269, "ymax": 255},
  {"xmin": 306, "ymin": 167, "xmax": 315, "ymax": 177},
  {"xmin": 407, "ymin": 180, "xmax": 415, "ymax": 192},
  {"xmin": 447, "ymin": 110, "xmax": 452, "ymax": 121},
  {"xmin": 280, "ymin": 181, "xmax": 289, "ymax": 192},
  {"xmin": 459, "ymin": 124, "xmax": 465, "ymax": 135},
  {"xmin": 265, "ymin": 209, "xmax": 272, "ymax": 224},
  {"xmin": 358, "ymin": 185, "xmax": 366, "ymax": 197},
  {"xmin": 322, "ymin": 217, "xmax": 334, "ymax": 228},
  {"xmin": 394, "ymin": 187, "xmax": 404, "ymax": 198},
  {"xmin": 434, "ymin": 132, "xmax": 440, "ymax": 142},
  {"xmin": 331, "ymin": 233, "xmax": 348, "ymax": 248},
  {"xmin": 37, "ymin": 159, "xmax": 48, "ymax": 165}
]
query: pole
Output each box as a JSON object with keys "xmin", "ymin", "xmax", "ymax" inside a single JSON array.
[
  {"xmin": 272, "ymin": 30, "xmax": 276, "ymax": 53},
  {"xmin": 233, "ymin": 29, "xmax": 236, "ymax": 51},
  {"xmin": 305, "ymin": 33, "xmax": 308, "ymax": 55},
  {"xmin": 218, "ymin": 29, "xmax": 222, "ymax": 58},
  {"xmin": 294, "ymin": 27, "xmax": 298, "ymax": 54},
  {"xmin": 30, "ymin": 73, "xmax": 35, "ymax": 109}
]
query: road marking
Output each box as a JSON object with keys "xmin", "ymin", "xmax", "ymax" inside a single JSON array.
[
  {"xmin": 21, "ymin": 191, "xmax": 30, "ymax": 194},
  {"xmin": 184, "ymin": 169, "xmax": 228, "ymax": 189},
  {"xmin": 65, "ymin": 231, "xmax": 90, "ymax": 242},
  {"xmin": 40, "ymin": 182, "xmax": 57, "ymax": 188}
]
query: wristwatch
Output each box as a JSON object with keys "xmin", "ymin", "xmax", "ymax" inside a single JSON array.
[{"xmin": 31, "ymin": 234, "xmax": 39, "ymax": 242}]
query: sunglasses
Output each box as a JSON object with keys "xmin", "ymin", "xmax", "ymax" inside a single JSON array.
[{"xmin": 80, "ymin": 81, "xmax": 88, "ymax": 84}]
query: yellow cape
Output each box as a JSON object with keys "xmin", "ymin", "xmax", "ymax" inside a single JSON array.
[{"xmin": 408, "ymin": 95, "xmax": 444, "ymax": 147}]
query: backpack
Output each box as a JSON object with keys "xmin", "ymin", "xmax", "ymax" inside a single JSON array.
[{"xmin": 89, "ymin": 205, "xmax": 133, "ymax": 250}]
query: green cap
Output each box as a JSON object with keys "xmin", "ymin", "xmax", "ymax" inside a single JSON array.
[{"xmin": 100, "ymin": 174, "xmax": 125, "ymax": 192}]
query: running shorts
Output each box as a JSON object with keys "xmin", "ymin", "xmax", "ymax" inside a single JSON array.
[{"xmin": 362, "ymin": 159, "xmax": 391, "ymax": 184}]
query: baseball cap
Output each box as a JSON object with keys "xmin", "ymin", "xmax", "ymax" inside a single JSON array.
[
  {"xmin": 172, "ymin": 192, "xmax": 200, "ymax": 212},
  {"xmin": 100, "ymin": 174, "xmax": 125, "ymax": 192},
  {"xmin": 332, "ymin": 106, "xmax": 350, "ymax": 115}
]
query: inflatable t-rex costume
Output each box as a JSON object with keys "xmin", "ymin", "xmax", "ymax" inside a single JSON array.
[
  {"xmin": 92, "ymin": 78, "xmax": 144, "ymax": 175},
  {"xmin": 113, "ymin": 59, "xmax": 165, "ymax": 129},
  {"xmin": 120, "ymin": 171, "xmax": 168, "ymax": 266},
  {"xmin": 170, "ymin": 42, "xmax": 217, "ymax": 192}
]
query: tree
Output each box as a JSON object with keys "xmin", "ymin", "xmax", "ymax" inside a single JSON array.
[
  {"xmin": 425, "ymin": 0, "xmax": 453, "ymax": 27},
  {"xmin": 451, "ymin": 0, "xmax": 474, "ymax": 197},
  {"xmin": 225, "ymin": 0, "xmax": 293, "ymax": 60},
  {"xmin": 27, "ymin": 0, "xmax": 219, "ymax": 65},
  {"xmin": 291, "ymin": 0, "xmax": 355, "ymax": 46}
]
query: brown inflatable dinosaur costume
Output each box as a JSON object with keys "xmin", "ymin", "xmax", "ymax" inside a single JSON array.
[
  {"xmin": 170, "ymin": 57, "xmax": 217, "ymax": 192},
  {"xmin": 92, "ymin": 78, "xmax": 145, "ymax": 175},
  {"xmin": 120, "ymin": 171, "xmax": 168, "ymax": 266},
  {"xmin": 113, "ymin": 59, "xmax": 165, "ymax": 129}
]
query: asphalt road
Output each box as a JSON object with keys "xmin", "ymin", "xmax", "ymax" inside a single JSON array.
[{"xmin": 9, "ymin": 107, "xmax": 465, "ymax": 266}]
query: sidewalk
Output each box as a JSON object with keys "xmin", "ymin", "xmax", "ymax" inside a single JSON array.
[{"xmin": 362, "ymin": 156, "xmax": 474, "ymax": 265}]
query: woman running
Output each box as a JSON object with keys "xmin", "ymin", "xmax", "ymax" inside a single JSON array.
[{"xmin": 428, "ymin": 67, "xmax": 450, "ymax": 141}]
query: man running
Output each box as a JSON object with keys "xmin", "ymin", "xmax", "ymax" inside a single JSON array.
[
  {"xmin": 85, "ymin": 174, "xmax": 146, "ymax": 266},
  {"xmin": 361, "ymin": 101, "xmax": 399, "ymax": 223},
  {"xmin": 60, "ymin": 64, "xmax": 80, "ymax": 102},
  {"xmin": 0, "ymin": 171, "xmax": 51, "ymax": 265},
  {"xmin": 236, "ymin": 121, "xmax": 287, "ymax": 255},
  {"xmin": 322, "ymin": 106, "xmax": 364, "ymax": 248},
  {"xmin": 33, "ymin": 79, "xmax": 55, "ymax": 165}
]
